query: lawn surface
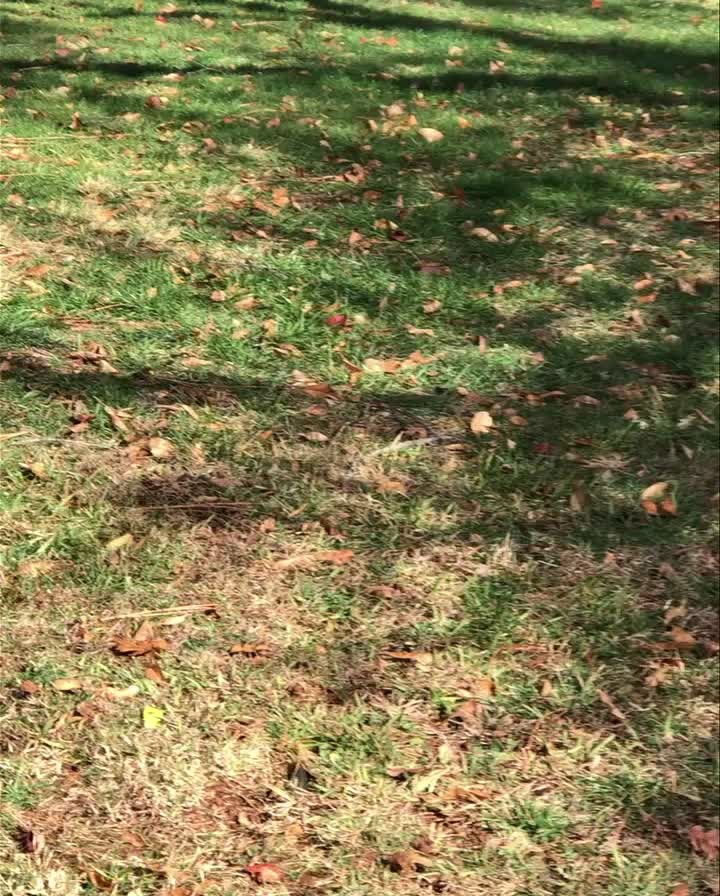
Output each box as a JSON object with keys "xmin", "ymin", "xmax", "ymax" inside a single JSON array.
[{"xmin": 1, "ymin": 0, "xmax": 719, "ymax": 894}]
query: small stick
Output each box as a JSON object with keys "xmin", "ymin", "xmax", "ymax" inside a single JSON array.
[
  {"xmin": 369, "ymin": 435, "xmax": 449, "ymax": 456},
  {"xmin": 102, "ymin": 603, "xmax": 218, "ymax": 622},
  {"xmin": 137, "ymin": 501, "xmax": 248, "ymax": 511}
]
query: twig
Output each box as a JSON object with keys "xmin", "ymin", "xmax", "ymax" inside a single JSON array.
[
  {"xmin": 137, "ymin": 501, "xmax": 248, "ymax": 511},
  {"xmin": 0, "ymin": 435, "xmax": 116, "ymax": 449},
  {"xmin": 368, "ymin": 435, "xmax": 449, "ymax": 455},
  {"xmin": 102, "ymin": 603, "xmax": 218, "ymax": 622}
]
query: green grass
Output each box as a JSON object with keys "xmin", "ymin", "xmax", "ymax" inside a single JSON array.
[{"xmin": 0, "ymin": 0, "xmax": 718, "ymax": 893}]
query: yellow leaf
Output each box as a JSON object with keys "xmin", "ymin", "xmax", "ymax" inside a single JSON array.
[
  {"xmin": 51, "ymin": 677, "xmax": 84, "ymax": 692},
  {"xmin": 143, "ymin": 705, "xmax": 165, "ymax": 729},
  {"xmin": 105, "ymin": 533, "xmax": 134, "ymax": 553}
]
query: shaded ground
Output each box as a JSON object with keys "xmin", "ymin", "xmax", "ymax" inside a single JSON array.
[{"xmin": 0, "ymin": 0, "xmax": 718, "ymax": 894}]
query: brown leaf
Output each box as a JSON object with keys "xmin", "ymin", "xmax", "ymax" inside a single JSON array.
[
  {"xmin": 300, "ymin": 431, "xmax": 329, "ymax": 443},
  {"xmin": 230, "ymin": 643, "xmax": 273, "ymax": 657},
  {"xmin": 670, "ymin": 886, "xmax": 689, "ymax": 896},
  {"xmin": 470, "ymin": 411, "xmax": 494, "ymax": 434},
  {"xmin": 17, "ymin": 827, "xmax": 45, "ymax": 854},
  {"xmin": 19, "ymin": 680, "xmax": 42, "ymax": 695},
  {"xmin": 385, "ymin": 849, "xmax": 432, "ymax": 873},
  {"xmin": 363, "ymin": 357, "xmax": 402, "ymax": 374},
  {"xmin": 274, "ymin": 549, "xmax": 354, "ymax": 570},
  {"xmin": 263, "ymin": 319, "xmax": 278, "ymax": 338},
  {"xmin": 422, "ymin": 299, "xmax": 442, "ymax": 314},
  {"xmin": 417, "ymin": 260, "xmax": 450, "ymax": 275},
  {"xmin": 245, "ymin": 863, "xmax": 284, "ymax": 884},
  {"xmin": 144, "ymin": 664, "xmax": 167, "ymax": 685},
  {"xmin": 70, "ymin": 111, "xmax": 83, "ymax": 129},
  {"xmin": 670, "ymin": 626, "xmax": 696, "ymax": 647},
  {"xmin": 145, "ymin": 95, "xmax": 168, "ymax": 109},
  {"xmin": 382, "ymin": 650, "xmax": 433, "ymax": 669},
  {"xmin": 598, "ymin": 688, "xmax": 627, "ymax": 722},
  {"xmin": 406, "ymin": 324, "xmax": 435, "ymax": 336},
  {"xmin": 271, "ymin": 186, "xmax": 290, "ymax": 208},
  {"xmin": 570, "ymin": 483, "xmax": 590, "ymax": 512},
  {"xmin": 113, "ymin": 637, "xmax": 170, "ymax": 656},
  {"xmin": 660, "ymin": 497, "xmax": 678, "ymax": 516},
  {"xmin": 470, "ymin": 226, "xmax": 499, "ymax": 242},
  {"xmin": 689, "ymin": 825, "xmax": 719, "ymax": 860},
  {"xmin": 234, "ymin": 296, "xmax": 258, "ymax": 311},
  {"xmin": 148, "ymin": 436, "xmax": 175, "ymax": 460}
]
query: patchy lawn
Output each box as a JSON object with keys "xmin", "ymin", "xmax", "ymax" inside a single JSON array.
[{"xmin": 0, "ymin": 0, "xmax": 718, "ymax": 893}]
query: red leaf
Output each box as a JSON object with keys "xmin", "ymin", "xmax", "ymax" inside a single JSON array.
[{"xmin": 325, "ymin": 313, "xmax": 349, "ymax": 328}]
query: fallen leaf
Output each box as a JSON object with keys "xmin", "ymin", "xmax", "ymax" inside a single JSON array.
[
  {"xmin": 660, "ymin": 497, "xmax": 678, "ymax": 516},
  {"xmin": 364, "ymin": 357, "xmax": 403, "ymax": 374},
  {"xmin": 271, "ymin": 187, "xmax": 290, "ymax": 208},
  {"xmin": 385, "ymin": 849, "xmax": 432, "ymax": 874},
  {"xmin": 230, "ymin": 643, "xmax": 273, "ymax": 657},
  {"xmin": 598, "ymin": 688, "xmax": 627, "ymax": 722},
  {"xmin": 670, "ymin": 885, "xmax": 689, "ymax": 896},
  {"xmin": 275, "ymin": 549, "xmax": 354, "ymax": 570},
  {"xmin": 142, "ymin": 705, "xmax": 165, "ymax": 729},
  {"xmin": 113, "ymin": 637, "xmax": 170, "ymax": 656},
  {"xmin": 406, "ymin": 325, "xmax": 435, "ymax": 336},
  {"xmin": 19, "ymin": 680, "xmax": 42, "ymax": 695},
  {"xmin": 148, "ymin": 436, "xmax": 175, "ymax": 460},
  {"xmin": 670, "ymin": 626, "xmax": 696, "ymax": 647},
  {"xmin": 105, "ymin": 684, "xmax": 140, "ymax": 700},
  {"xmin": 664, "ymin": 605, "xmax": 687, "ymax": 624},
  {"xmin": 105, "ymin": 533, "xmax": 134, "ymax": 553},
  {"xmin": 70, "ymin": 111, "xmax": 82, "ymax": 129},
  {"xmin": 470, "ymin": 226, "xmax": 499, "ymax": 242},
  {"xmin": 470, "ymin": 411, "xmax": 494, "ymax": 434},
  {"xmin": 382, "ymin": 650, "xmax": 433, "ymax": 669},
  {"xmin": 422, "ymin": 299, "xmax": 442, "ymax": 314},
  {"xmin": 300, "ymin": 431, "xmax": 329, "ymax": 443},
  {"xmin": 417, "ymin": 127, "xmax": 444, "ymax": 143},
  {"xmin": 51, "ymin": 677, "xmax": 84, "ymax": 692},
  {"xmin": 245, "ymin": 863, "xmax": 284, "ymax": 885},
  {"xmin": 17, "ymin": 828, "xmax": 45, "ymax": 854},
  {"xmin": 689, "ymin": 825, "xmax": 719, "ymax": 860},
  {"xmin": 641, "ymin": 482, "xmax": 670, "ymax": 501},
  {"xmin": 235, "ymin": 296, "xmax": 258, "ymax": 311},
  {"xmin": 144, "ymin": 664, "xmax": 167, "ymax": 685},
  {"xmin": 263, "ymin": 319, "xmax": 278, "ymax": 338},
  {"xmin": 325, "ymin": 313, "xmax": 349, "ymax": 328},
  {"xmin": 145, "ymin": 95, "xmax": 168, "ymax": 109},
  {"xmin": 570, "ymin": 482, "xmax": 590, "ymax": 512}
]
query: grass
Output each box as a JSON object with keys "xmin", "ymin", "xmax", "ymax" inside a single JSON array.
[{"xmin": 0, "ymin": 0, "xmax": 718, "ymax": 893}]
